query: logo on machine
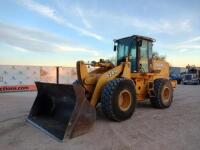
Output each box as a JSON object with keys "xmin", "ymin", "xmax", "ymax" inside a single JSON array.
[
  {"xmin": 106, "ymin": 70, "xmax": 119, "ymax": 78},
  {"xmin": 155, "ymin": 63, "xmax": 163, "ymax": 68}
]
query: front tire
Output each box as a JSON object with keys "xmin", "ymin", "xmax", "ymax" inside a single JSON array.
[
  {"xmin": 101, "ymin": 78, "xmax": 136, "ymax": 121},
  {"xmin": 150, "ymin": 78, "xmax": 173, "ymax": 108}
]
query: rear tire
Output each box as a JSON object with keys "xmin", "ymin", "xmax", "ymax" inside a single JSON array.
[
  {"xmin": 150, "ymin": 78, "xmax": 173, "ymax": 108},
  {"xmin": 101, "ymin": 78, "xmax": 136, "ymax": 121}
]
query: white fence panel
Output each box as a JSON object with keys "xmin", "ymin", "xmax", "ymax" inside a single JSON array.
[
  {"xmin": 40, "ymin": 67, "xmax": 57, "ymax": 83},
  {"xmin": 59, "ymin": 67, "xmax": 77, "ymax": 84},
  {"xmin": 0, "ymin": 65, "xmax": 79, "ymax": 92},
  {"xmin": 0, "ymin": 65, "xmax": 40, "ymax": 86}
]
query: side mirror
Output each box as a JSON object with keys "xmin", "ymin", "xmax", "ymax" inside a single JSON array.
[
  {"xmin": 114, "ymin": 45, "xmax": 117, "ymax": 51},
  {"xmin": 113, "ymin": 42, "xmax": 118, "ymax": 51}
]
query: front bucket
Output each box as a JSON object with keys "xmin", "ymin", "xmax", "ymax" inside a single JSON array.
[{"xmin": 27, "ymin": 82, "xmax": 96, "ymax": 141}]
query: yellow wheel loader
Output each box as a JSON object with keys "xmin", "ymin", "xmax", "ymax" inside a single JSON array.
[{"xmin": 27, "ymin": 35, "xmax": 176, "ymax": 141}]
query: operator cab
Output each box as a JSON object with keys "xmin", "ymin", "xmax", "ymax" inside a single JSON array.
[{"xmin": 114, "ymin": 35, "xmax": 155, "ymax": 73}]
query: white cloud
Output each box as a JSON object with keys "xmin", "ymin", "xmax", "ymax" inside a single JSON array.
[
  {"xmin": 158, "ymin": 42, "xmax": 200, "ymax": 53},
  {"xmin": 171, "ymin": 36, "xmax": 200, "ymax": 53},
  {"xmin": 174, "ymin": 36, "xmax": 200, "ymax": 52},
  {"xmin": 181, "ymin": 36, "xmax": 200, "ymax": 44},
  {"xmin": 155, "ymin": 36, "xmax": 200, "ymax": 54},
  {"xmin": 0, "ymin": 22, "xmax": 99, "ymax": 56},
  {"xmin": 176, "ymin": 44, "xmax": 200, "ymax": 52},
  {"xmin": 76, "ymin": 8, "xmax": 193, "ymax": 34},
  {"xmin": 179, "ymin": 49, "xmax": 188, "ymax": 53},
  {"xmin": 176, "ymin": 45, "xmax": 200, "ymax": 49},
  {"xmin": 55, "ymin": 44, "xmax": 99, "ymax": 56},
  {"xmin": 19, "ymin": 0, "xmax": 103, "ymax": 40},
  {"xmin": 112, "ymin": 15, "xmax": 192, "ymax": 34},
  {"xmin": 75, "ymin": 6, "xmax": 92, "ymax": 29}
]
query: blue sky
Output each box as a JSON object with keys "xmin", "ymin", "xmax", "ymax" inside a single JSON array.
[{"xmin": 0, "ymin": 0, "xmax": 200, "ymax": 67}]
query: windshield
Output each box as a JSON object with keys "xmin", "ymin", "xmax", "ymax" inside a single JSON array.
[
  {"xmin": 116, "ymin": 39, "xmax": 132, "ymax": 63},
  {"xmin": 188, "ymin": 69, "xmax": 197, "ymax": 74},
  {"xmin": 116, "ymin": 38, "xmax": 137, "ymax": 71},
  {"xmin": 185, "ymin": 74, "xmax": 192, "ymax": 80}
]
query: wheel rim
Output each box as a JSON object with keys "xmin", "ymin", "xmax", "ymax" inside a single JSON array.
[
  {"xmin": 118, "ymin": 89, "xmax": 132, "ymax": 111},
  {"xmin": 161, "ymin": 86, "xmax": 170, "ymax": 104}
]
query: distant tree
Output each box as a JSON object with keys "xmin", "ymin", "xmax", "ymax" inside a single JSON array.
[
  {"xmin": 186, "ymin": 64, "xmax": 196, "ymax": 69},
  {"xmin": 152, "ymin": 52, "xmax": 166, "ymax": 60}
]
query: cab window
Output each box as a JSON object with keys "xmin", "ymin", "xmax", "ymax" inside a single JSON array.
[
  {"xmin": 139, "ymin": 40, "xmax": 149, "ymax": 72},
  {"xmin": 117, "ymin": 39, "xmax": 131, "ymax": 65}
]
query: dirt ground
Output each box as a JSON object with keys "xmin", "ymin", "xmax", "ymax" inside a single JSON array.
[{"xmin": 0, "ymin": 85, "xmax": 200, "ymax": 150}]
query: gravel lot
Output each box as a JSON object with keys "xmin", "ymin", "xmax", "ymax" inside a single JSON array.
[{"xmin": 0, "ymin": 85, "xmax": 200, "ymax": 150}]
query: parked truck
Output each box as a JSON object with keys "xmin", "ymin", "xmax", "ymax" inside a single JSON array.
[
  {"xmin": 170, "ymin": 67, "xmax": 187, "ymax": 84},
  {"xmin": 183, "ymin": 65, "xmax": 200, "ymax": 85}
]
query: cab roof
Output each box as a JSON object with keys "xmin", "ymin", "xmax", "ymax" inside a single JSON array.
[{"xmin": 114, "ymin": 35, "xmax": 156, "ymax": 42}]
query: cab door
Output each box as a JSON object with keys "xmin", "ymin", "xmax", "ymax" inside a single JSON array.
[
  {"xmin": 138, "ymin": 40, "xmax": 152, "ymax": 73},
  {"xmin": 129, "ymin": 41, "xmax": 137, "ymax": 72}
]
